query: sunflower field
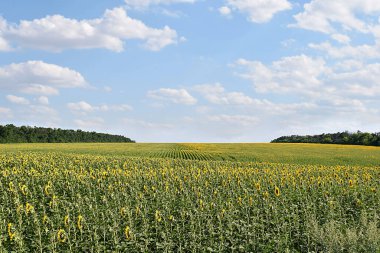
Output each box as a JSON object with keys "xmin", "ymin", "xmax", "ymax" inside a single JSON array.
[{"xmin": 0, "ymin": 144, "xmax": 379, "ymax": 252}]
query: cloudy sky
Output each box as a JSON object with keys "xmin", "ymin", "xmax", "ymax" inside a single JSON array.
[{"xmin": 1, "ymin": 0, "xmax": 380, "ymax": 142}]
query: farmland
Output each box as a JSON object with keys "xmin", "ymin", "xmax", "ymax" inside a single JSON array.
[{"xmin": 0, "ymin": 143, "xmax": 379, "ymax": 252}]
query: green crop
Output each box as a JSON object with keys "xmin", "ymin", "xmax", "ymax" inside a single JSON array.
[{"xmin": 0, "ymin": 144, "xmax": 379, "ymax": 252}]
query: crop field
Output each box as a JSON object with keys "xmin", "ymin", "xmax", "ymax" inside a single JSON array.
[{"xmin": 0, "ymin": 143, "xmax": 379, "ymax": 252}]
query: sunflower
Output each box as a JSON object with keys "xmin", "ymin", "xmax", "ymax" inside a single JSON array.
[
  {"xmin": 8, "ymin": 182, "xmax": 15, "ymax": 193},
  {"xmin": 275, "ymin": 186, "xmax": 280, "ymax": 197},
  {"xmin": 135, "ymin": 206, "xmax": 141, "ymax": 216},
  {"xmin": 255, "ymin": 182, "xmax": 261, "ymax": 191},
  {"xmin": 7, "ymin": 223, "xmax": 15, "ymax": 241},
  {"xmin": 155, "ymin": 210, "xmax": 162, "ymax": 222},
  {"xmin": 44, "ymin": 184, "xmax": 52, "ymax": 196},
  {"xmin": 220, "ymin": 209, "xmax": 226, "ymax": 218},
  {"xmin": 124, "ymin": 226, "xmax": 131, "ymax": 240},
  {"xmin": 77, "ymin": 215, "xmax": 83, "ymax": 231},
  {"xmin": 16, "ymin": 204, "xmax": 23, "ymax": 214},
  {"xmin": 21, "ymin": 185, "xmax": 27, "ymax": 196},
  {"xmin": 43, "ymin": 215, "xmax": 48, "ymax": 225},
  {"xmin": 64, "ymin": 215, "xmax": 70, "ymax": 227},
  {"xmin": 57, "ymin": 229, "xmax": 66, "ymax": 243},
  {"xmin": 25, "ymin": 203, "xmax": 34, "ymax": 215},
  {"xmin": 120, "ymin": 207, "xmax": 127, "ymax": 217}
]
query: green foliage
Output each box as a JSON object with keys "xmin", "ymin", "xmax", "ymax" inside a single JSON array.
[
  {"xmin": 271, "ymin": 131, "xmax": 380, "ymax": 146},
  {"xmin": 0, "ymin": 124, "xmax": 135, "ymax": 143}
]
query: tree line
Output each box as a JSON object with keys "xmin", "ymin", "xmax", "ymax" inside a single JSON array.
[
  {"xmin": 271, "ymin": 131, "xmax": 380, "ymax": 146},
  {"xmin": 0, "ymin": 124, "xmax": 135, "ymax": 143}
]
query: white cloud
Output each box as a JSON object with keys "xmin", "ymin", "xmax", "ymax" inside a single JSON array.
[
  {"xmin": 123, "ymin": 118, "xmax": 173, "ymax": 129},
  {"xmin": 291, "ymin": 1, "xmax": 380, "ymax": 61},
  {"xmin": 125, "ymin": 0, "xmax": 196, "ymax": 9},
  {"xmin": 194, "ymin": 82, "xmax": 318, "ymax": 115},
  {"xmin": 0, "ymin": 61, "xmax": 86, "ymax": 95},
  {"xmin": 23, "ymin": 105, "xmax": 60, "ymax": 126},
  {"xmin": 99, "ymin": 104, "xmax": 133, "ymax": 112},
  {"xmin": 6, "ymin": 95, "xmax": 30, "ymax": 105},
  {"xmin": 330, "ymin": 62, "xmax": 380, "ymax": 96},
  {"xmin": 235, "ymin": 55, "xmax": 327, "ymax": 94},
  {"xmin": 147, "ymin": 88, "xmax": 197, "ymax": 105},
  {"xmin": 0, "ymin": 7, "xmax": 178, "ymax": 52},
  {"xmin": 224, "ymin": 0, "xmax": 292, "ymax": 23},
  {"xmin": 233, "ymin": 54, "xmax": 380, "ymax": 122},
  {"xmin": 331, "ymin": 33, "xmax": 351, "ymax": 44},
  {"xmin": 68, "ymin": 101, "xmax": 133, "ymax": 114},
  {"xmin": 194, "ymin": 83, "xmax": 260, "ymax": 105},
  {"xmin": 334, "ymin": 60, "xmax": 364, "ymax": 71},
  {"xmin": 0, "ymin": 36, "xmax": 10, "ymax": 51},
  {"xmin": 67, "ymin": 101, "xmax": 94, "ymax": 112},
  {"xmin": 0, "ymin": 18, "xmax": 11, "ymax": 51},
  {"xmin": 219, "ymin": 6, "xmax": 232, "ymax": 16},
  {"xmin": 37, "ymin": 96, "xmax": 49, "ymax": 105},
  {"xmin": 309, "ymin": 41, "xmax": 380, "ymax": 59},
  {"xmin": 292, "ymin": 0, "xmax": 380, "ymax": 34},
  {"xmin": 208, "ymin": 114, "xmax": 259, "ymax": 126},
  {"xmin": 74, "ymin": 117, "xmax": 105, "ymax": 129},
  {"xmin": 22, "ymin": 85, "xmax": 59, "ymax": 96}
]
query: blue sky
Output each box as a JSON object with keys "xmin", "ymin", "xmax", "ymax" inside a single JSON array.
[{"xmin": 1, "ymin": 0, "xmax": 380, "ymax": 142}]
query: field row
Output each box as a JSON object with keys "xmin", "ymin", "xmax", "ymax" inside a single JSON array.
[{"xmin": 3, "ymin": 143, "xmax": 380, "ymax": 166}]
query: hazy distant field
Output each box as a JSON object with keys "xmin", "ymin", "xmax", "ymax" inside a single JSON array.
[
  {"xmin": 2, "ymin": 142, "xmax": 380, "ymax": 166},
  {"xmin": 1, "ymin": 143, "xmax": 379, "ymax": 252}
]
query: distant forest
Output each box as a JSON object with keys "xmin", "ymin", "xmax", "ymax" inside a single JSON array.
[
  {"xmin": 0, "ymin": 124, "xmax": 135, "ymax": 143},
  {"xmin": 271, "ymin": 131, "xmax": 380, "ymax": 146}
]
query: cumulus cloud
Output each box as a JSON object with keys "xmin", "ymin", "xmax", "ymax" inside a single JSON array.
[
  {"xmin": 123, "ymin": 118, "xmax": 173, "ymax": 129},
  {"xmin": 309, "ymin": 41, "xmax": 380, "ymax": 59},
  {"xmin": 67, "ymin": 101, "xmax": 133, "ymax": 114},
  {"xmin": 233, "ymin": 54, "xmax": 380, "ymax": 117},
  {"xmin": 67, "ymin": 101, "xmax": 94, "ymax": 112},
  {"xmin": 290, "ymin": 1, "xmax": 380, "ymax": 62},
  {"xmin": 329, "ymin": 63, "xmax": 380, "ymax": 96},
  {"xmin": 0, "ymin": 18, "xmax": 11, "ymax": 51},
  {"xmin": 147, "ymin": 88, "xmax": 197, "ymax": 105},
  {"xmin": 99, "ymin": 104, "xmax": 133, "ymax": 112},
  {"xmin": 219, "ymin": 6, "xmax": 232, "ymax": 16},
  {"xmin": 125, "ymin": 0, "xmax": 196, "ymax": 9},
  {"xmin": 21, "ymin": 105, "xmax": 61, "ymax": 126},
  {"xmin": 222, "ymin": 0, "xmax": 292, "ymax": 23},
  {"xmin": 0, "ymin": 61, "xmax": 86, "ymax": 95},
  {"xmin": 0, "ymin": 7, "xmax": 179, "ymax": 52},
  {"xmin": 292, "ymin": 0, "xmax": 380, "ymax": 34},
  {"xmin": 331, "ymin": 34, "xmax": 351, "ymax": 44},
  {"xmin": 74, "ymin": 118, "xmax": 105, "ymax": 129},
  {"xmin": 235, "ymin": 55, "xmax": 327, "ymax": 94},
  {"xmin": 37, "ymin": 96, "xmax": 49, "ymax": 105},
  {"xmin": 194, "ymin": 83, "xmax": 260, "ymax": 105},
  {"xmin": 193, "ymin": 82, "xmax": 317, "ymax": 115},
  {"xmin": 6, "ymin": 95, "xmax": 30, "ymax": 105},
  {"xmin": 208, "ymin": 114, "xmax": 259, "ymax": 126}
]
